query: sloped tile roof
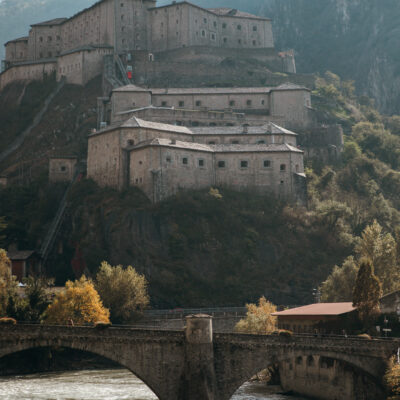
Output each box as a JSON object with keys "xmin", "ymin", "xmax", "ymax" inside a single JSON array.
[{"xmin": 272, "ymin": 303, "xmax": 355, "ymax": 317}]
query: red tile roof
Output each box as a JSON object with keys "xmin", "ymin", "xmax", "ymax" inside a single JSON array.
[{"xmin": 272, "ymin": 303, "xmax": 355, "ymax": 317}]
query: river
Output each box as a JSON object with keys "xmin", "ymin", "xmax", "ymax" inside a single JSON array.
[{"xmin": 0, "ymin": 369, "xmax": 308, "ymax": 400}]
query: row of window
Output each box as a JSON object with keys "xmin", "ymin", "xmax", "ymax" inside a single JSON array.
[
  {"xmin": 163, "ymin": 99, "xmax": 265, "ymax": 108},
  {"xmin": 39, "ymin": 36, "xmax": 61, "ymax": 42},
  {"xmin": 165, "ymin": 157, "xmax": 286, "ymax": 170}
]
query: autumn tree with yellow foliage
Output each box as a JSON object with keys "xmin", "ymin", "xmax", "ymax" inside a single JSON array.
[
  {"xmin": 43, "ymin": 276, "xmax": 110, "ymax": 325},
  {"xmin": 0, "ymin": 249, "xmax": 17, "ymax": 316},
  {"xmin": 235, "ymin": 296, "xmax": 277, "ymax": 334}
]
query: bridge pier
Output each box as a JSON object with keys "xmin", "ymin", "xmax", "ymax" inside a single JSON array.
[{"xmin": 179, "ymin": 314, "xmax": 217, "ymax": 400}]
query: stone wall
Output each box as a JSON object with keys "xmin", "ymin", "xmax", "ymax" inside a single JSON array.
[
  {"xmin": 56, "ymin": 46, "xmax": 113, "ymax": 86},
  {"xmin": 0, "ymin": 60, "xmax": 57, "ymax": 91},
  {"xmin": 279, "ymin": 355, "xmax": 385, "ymax": 400},
  {"xmin": 111, "ymin": 106, "xmax": 285, "ymax": 127},
  {"xmin": 49, "ymin": 157, "xmax": 78, "ymax": 182}
]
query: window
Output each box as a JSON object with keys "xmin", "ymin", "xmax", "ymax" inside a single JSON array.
[
  {"xmin": 296, "ymin": 164, "xmax": 299, "ymax": 172},
  {"xmin": 240, "ymin": 160, "xmax": 248, "ymax": 168},
  {"xmin": 121, "ymin": 14, "xmax": 124, "ymax": 20},
  {"xmin": 253, "ymin": 26, "xmax": 257, "ymax": 31},
  {"xmin": 238, "ymin": 39, "xmax": 242, "ymax": 44},
  {"xmin": 280, "ymin": 164, "xmax": 286, "ymax": 171},
  {"xmin": 127, "ymin": 139, "xmax": 134, "ymax": 146},
  {"xmin": 176, "ymin": 19, "xmax": 179, "ymax": 24},
  {"xmin": 201, "ymin": 30, "xmax": 206, "ymax": 37},
  {"xmin": 231, "ymin": 140, "xmax": 239, "ymax": 144},
  {"xmin": 56, "ymin": 35, "xmax": 61, "ymax": 41},
  {"xmin": 237, "ymin": 24, "xmax": 242, "ymax": 30},
  {"xmin": 257, "ymin": 140, "xmax": 266, "ymax": 144},
  {"xmin": 213, "ymin": 21, "xmax": 217, "ymax": 27},
  {"xmin": 39, "ymin": 37, "xmax": 43, "ymax": 42},
  {"xmin": 166, "ymin": 156, "xmax": 172, "ymax": 163},
  {"xmin": 203, "ymin": 18, "xmax": 207, "ymax": 23},
  {"xmin": 261, "ymin": 99, "xmax": 265, "ymax": 105},
  {"xmin": 307, "ymin": 356, "xmax": 314, "ymax": 367},
  {"xmin": 223, "ymin": 37, "xmax": 227, "ymax": 44},
  {"xmin": 208, "ymin": 141, "xmax": 216, "ymax": 144},
  {"xmin": 60, "ymin": 166, "xmax": 67, "ymax": 172},
  {"xmin": 161, "ymin": 101, "xmax": 167, "ymax": 107},
  {"xmin": 48, "ymin": 51, "xmax": 52, "ymax": 57},
  {"xmin": 178, "ymin": 101, "xmax": 184, "ymax": 107},
  {"xmin": 121, "ymin": 2, "xmax": 124, "ymax": 6},
  {"xmin": 139, "ymin": 161, "xmax": 143, "ymax": 165},
  {"xmin": 211, "ymin": 33, "xmax": 215, "ymax": 40},
  {"xmin": 218, "ymin": 160, "xmax": 226, "ymax": 168},
  {"xmin": 229, "ymin": 100, "xmax": 235, "ymax": 107},
  {"xmin": 264, "ymin": 160, "xmax": 271, "ymax": 168},
  {"xmin": 296, "ymin": 356, "xmax": 303, "ymax": 365},
  {"xmin": 195, "ymin": 100, "xmax": 202, "ymax": 107},
  {"xmin": 222, "ymin": 23, "xmax": 227, "ymax": 29},
  {"xmin": 198, "ymin": 159, "xmax": 204, "ymax": 167},
  {"xmin": 182, "ymin": 157, "xmax": 188, "ymax": 165},
  {"xmin": 246, "ymin": 100, "xmax": 252, "ymax": 106},
  {"xmin": 252, "ymin": 40, "xmax": 256, "ymax": 46}
]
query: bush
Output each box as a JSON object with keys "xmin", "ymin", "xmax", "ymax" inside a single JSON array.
[
  {"xmin": 0, "ymin": 317, "xmax": 17, "ymax": 325},
  {"xmin": 357, "ymin": 333, "xmax": 372, "ymax": 340},
  {"xmin": 94, "ymin": 321, "xmax": 112, "ymax": 330}
]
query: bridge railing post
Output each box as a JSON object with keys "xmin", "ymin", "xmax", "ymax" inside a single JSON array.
[{"xmin": 179, "ymin": 314, "xmax": 217, "ymax": 400}]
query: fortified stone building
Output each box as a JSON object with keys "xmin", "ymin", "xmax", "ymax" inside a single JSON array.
[{"xmin": 1, "ymin": 0, "xmax": 293, "ymax": 89}]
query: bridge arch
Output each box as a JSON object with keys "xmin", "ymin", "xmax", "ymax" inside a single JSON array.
[
  {"xmin": 0, "ymin": 341, "xmax": 162, "ymax": 399},
  {"xmin": 0, "ymin": 326, "xmax": 186, "ymax": 400},
  {"xmin": 214, "ymin": 336, "xmax": 392, "ymax": 400}
]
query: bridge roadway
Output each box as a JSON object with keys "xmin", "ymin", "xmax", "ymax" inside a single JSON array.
[{"xmin": 0, "ymin": 317, "xmax": 399, "ymax": 400}]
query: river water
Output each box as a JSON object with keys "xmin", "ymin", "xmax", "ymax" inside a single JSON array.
[{"xmin": 0, "ymin": 369, "xmax": 308, "ymax": 400}]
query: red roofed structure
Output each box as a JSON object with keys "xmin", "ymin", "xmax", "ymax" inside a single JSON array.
[{"xmin": 272, "ymin": 303, "xmax": 357, "ymax": 334}]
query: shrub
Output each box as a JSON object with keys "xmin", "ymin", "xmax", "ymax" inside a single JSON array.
[
  {"xmin": 94, "ymin": 321, "xmax": 112, "ymax": 330},
  {"xmin": 278, "ymin": 329, "xmax": 293, "ymax": 337},
  {"xmin": 0, "ymin": 317, "xmax": 17, "ymax": 325}
]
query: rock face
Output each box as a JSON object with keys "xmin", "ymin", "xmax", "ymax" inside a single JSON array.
[
  {"xmin": 190, "ymin": 0, "xmax": 400, "ymax": 114},
  {"xmin": 262, "ymin": 0, "xmax": 400, "ymax": 115}
]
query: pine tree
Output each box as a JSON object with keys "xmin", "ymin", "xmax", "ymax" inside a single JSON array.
[{"xmin": 353, "ymin": 259, "xmax": 382, "ymax": 324}]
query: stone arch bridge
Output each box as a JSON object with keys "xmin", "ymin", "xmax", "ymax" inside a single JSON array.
[{"xmin": 0, "ymin": 316, "xmax": 398, "ymax": 400}]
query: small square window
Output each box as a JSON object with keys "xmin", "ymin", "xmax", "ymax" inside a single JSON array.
[
  {"xmin": 182, "ymin": 157, "xmax": 188, "ymax": 165},
  {"xmin": 231, "ymin": 140, "xmax": 239, "ymax": 144},
  {"xmin": 264, "ymin": 160, "xmax": 271, "ymax": 168},
  {"xmin": 222, "ymin": 23, "xmax": 227, "ymax": 28},
  {"xmin": 203, "ymin": 18, "xmax": 207, "ymax": 23},
  {"xmin": 257, "ymin": 140, "xmax": 266, "ymax": 144},
  {"xmin": 120, "ymin": 2, "xmax": 124, "ymax": 6},
  {"xmin": 246, "ymin": 100, "xmax": 252, "ymax": 106},
  {"xmin": 280, "ymin": 164, "xmax": 286, "ymax": 171},
  {"xmin": 229, "ymin": 100, "xmax": 235, "ymax": 107},
  {"xmin": 60, "ymin": 166, "xmax": 67, "ymax": 172},
  {"xmin": 208, "ymin": 141, "xmax": 216, "ymax": 145},
  {"xmin": 253, "ymin": 26, "xmax": 257, "ymax": 31},
  {"xmin": 198, "ymin": 159, "xmax": 204, "ymax": 167},
  {"xmin": 195, "ymin": 100, "xmax": 202, "ymax": 107},
  {"xmin": 237, "ymin": 25, "xmax": 242, "ymax": 30},
  {"xmin": 240, "ymin": 160, "xmax": 248, "ymax": 168},
  {"xmin": 179, "ymin": 101, "xmax": 184, "ymax": 107},
  {"xmin": 161, "ymin": 101, "xmax": 167, "ymax": 107},
  {"xmin": 218, "ymin": 160, "xmax": 226, "ymax": 168},
  {"xmin": 166, "ymin": 156, "xmax": 172, "ymax": 163}
]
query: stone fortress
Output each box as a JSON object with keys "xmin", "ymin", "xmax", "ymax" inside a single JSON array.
[{"xmin": 1, "ymin": 0, "xmax": 343, "ymax": 203}]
